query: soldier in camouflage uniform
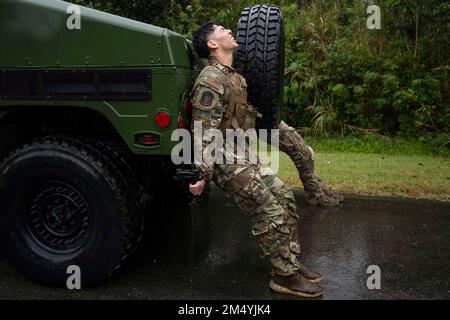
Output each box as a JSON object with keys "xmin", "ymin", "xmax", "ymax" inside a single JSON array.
[{"xmin": 189, "ymin": 22, "xmax": 330, "ymax": 298}]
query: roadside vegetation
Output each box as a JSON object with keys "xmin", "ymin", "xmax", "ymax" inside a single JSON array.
[
  {"xmin": 279, "ymin": 149, "xmax": 450, "ymax": 201},
  {"xmin": 257, "ymin": 136, "xmax": 449, "ymax": 201}
]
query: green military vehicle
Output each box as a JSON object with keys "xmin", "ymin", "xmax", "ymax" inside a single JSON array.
[{"xmin": 0, "ymin": 0, "xmax": 285, "ymax": 287}]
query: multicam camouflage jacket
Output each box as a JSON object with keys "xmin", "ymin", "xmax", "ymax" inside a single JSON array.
[{"xmin": 190, "ymin": 57, "xmax": 262, "ymax": 182}]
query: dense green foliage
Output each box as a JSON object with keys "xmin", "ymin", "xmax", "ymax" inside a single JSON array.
[
  {"xmin": 281, "ymin": 0, "xmax": 449, "ymax": 141},
  {"xmin": 71, "ymin": 0, "xmax": 449, "ymax": 146}
]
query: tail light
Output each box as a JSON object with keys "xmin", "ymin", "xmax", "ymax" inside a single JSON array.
[
  {"xmin": 154, "ymin": 111, "xmax": 171, "ymax": 128},
  {"xmin": 135, "ymin": 133, "xmax": 160, "ymax": 146},
  {"xmin": 143, "ymin": 136, "xmax": 156, "ymax": 144}
]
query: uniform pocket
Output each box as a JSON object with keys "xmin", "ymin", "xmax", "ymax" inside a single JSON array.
[
  {"xmin": 252, "ymin": 221, "xmax": 269, "ymax": 236},
  {"xmin": 231, "ymin": 177, "xmax": 266, "ymax": 213}
]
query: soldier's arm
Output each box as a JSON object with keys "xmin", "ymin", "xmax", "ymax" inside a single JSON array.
[{"xmin": 190, "ymin": 70, "xmax": 227, "ymax": 183}]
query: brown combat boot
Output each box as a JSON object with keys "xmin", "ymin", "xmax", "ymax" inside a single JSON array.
[
  {"xmin": 304, "ymin": 189, "xmax": 340, "ymax": 207},
  {"xmin": 299, "ymin": 171, "xmax": 341, "ymax": 207},
  {"xmin": 271, "ymin": 263, "xmax": 322, "ymax": 282},
  {"xmin": 325, "ymin": 189, "xmax": 344, "ymax": 203},
  {"xmin": 297, "ymin": 263, "xmax": 322, "ymax": 283},
  {"xmin": 269, "ymin": 273, "xmax": 323, "ymax": 298},
  {"xmin": 315, "ymin": 174, "xmax": 344, "ymax": 203}
]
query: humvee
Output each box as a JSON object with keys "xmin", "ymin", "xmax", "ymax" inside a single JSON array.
[{"xmin": 0, "ymin": 0, "xmax": 285, "ymax": 287}]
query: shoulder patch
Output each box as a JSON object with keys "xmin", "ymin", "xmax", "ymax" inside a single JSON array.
[
  {"xmin": 200, "ymin": 91, "xmax": 214, "ymax": 107},
  {"xmin": 191, "ymin": 86, "xmax": 221, "ymax": 111}
]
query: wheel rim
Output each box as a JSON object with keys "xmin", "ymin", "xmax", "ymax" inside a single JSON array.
[{"xmin": 25, "ymin": 181, "xmax": 91, "ymax": 253}]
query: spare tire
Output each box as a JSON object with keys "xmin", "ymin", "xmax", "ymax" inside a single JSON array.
[{"xmin": 234, "ymin": 4, "xmax": 285, "ymax": 130}]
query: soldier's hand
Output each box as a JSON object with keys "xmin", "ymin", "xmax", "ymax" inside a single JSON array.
[{"xmin": 189, "ymin": 179, "xmax": 205, "ymax": 196}]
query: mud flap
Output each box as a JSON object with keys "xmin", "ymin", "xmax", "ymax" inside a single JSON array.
[{"xmin": 143, "ymin": 183, "xmax": 211, "ymax": 267}]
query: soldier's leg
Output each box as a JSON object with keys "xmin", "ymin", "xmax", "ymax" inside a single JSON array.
[
  {"xmin": 277, "ymin": 121, "xmax": 344, "ymax": 207},
  {"xmin": 223, "ymin": 166, "xmax": 299, "ymax": 276},
  {"xmin": 213, "ymin": 165, "xmax": 323, "ymax": 297},
  {"xmin": 258, "ymin": 166, "xmax": 300, "ymax": 256},
  {"xmin": 258, "ymin": 166, "xmax": 322, "ymax": 282}
]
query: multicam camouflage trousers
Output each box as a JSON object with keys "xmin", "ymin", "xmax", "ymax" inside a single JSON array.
[
  {"xmin": 278, "ymin": 121, "xmax": 320, "ymax": 194},
  {"xmin": 213, "ymin": 163, "xmax": 301, "ymax": 276}
]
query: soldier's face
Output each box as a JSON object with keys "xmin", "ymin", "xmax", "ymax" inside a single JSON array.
[{"xmin": 207, "ymin": 25, "xmax": 238, "ymax": 52}]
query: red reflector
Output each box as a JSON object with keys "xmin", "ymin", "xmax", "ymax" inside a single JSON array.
[
  {"xmin": 178, "ymin": 113, "xmax": 184, "ymax": 128},
  {"xmin": 143, "ymin": 136, "xmax": 156, "ymax": 144},
  {"xmin": 154, "ymin": 111, "xmax": 171, "ymax": 128}
]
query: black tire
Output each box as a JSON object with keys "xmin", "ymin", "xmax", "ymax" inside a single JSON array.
[
  {"xmin": 234, "ymin": 4, "xmax": 285, "ymax": 130},
  {"xmin": 0, "ymin": 135, "xmax": 146, "ymax": 287}
]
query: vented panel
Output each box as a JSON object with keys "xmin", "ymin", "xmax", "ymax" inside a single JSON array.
[{"xmin": 0, "ymin": 68, "xmax": 151, "ymax": 101}]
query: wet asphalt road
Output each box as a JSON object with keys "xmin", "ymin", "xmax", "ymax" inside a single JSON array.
[{"xmin": 0, "ymin": 186, "xmax": 449, "ymax": 300}]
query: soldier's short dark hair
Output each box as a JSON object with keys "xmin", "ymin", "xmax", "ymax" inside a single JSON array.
[{"xmin": 192, "ymin": 22, "xmax": 218, "ymax": 59}]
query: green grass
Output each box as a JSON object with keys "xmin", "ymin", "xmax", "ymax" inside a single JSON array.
[
  {"xmin": 258, "ymin": 136, "xmax": 450, "ymax": 201},
  {"xmin": 278, "ymin": 152, "xmax": 450, "ymax": 201},
  {"xmin": 300, "ymin": 134, "xmax": 450, "ymax": 157}
]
